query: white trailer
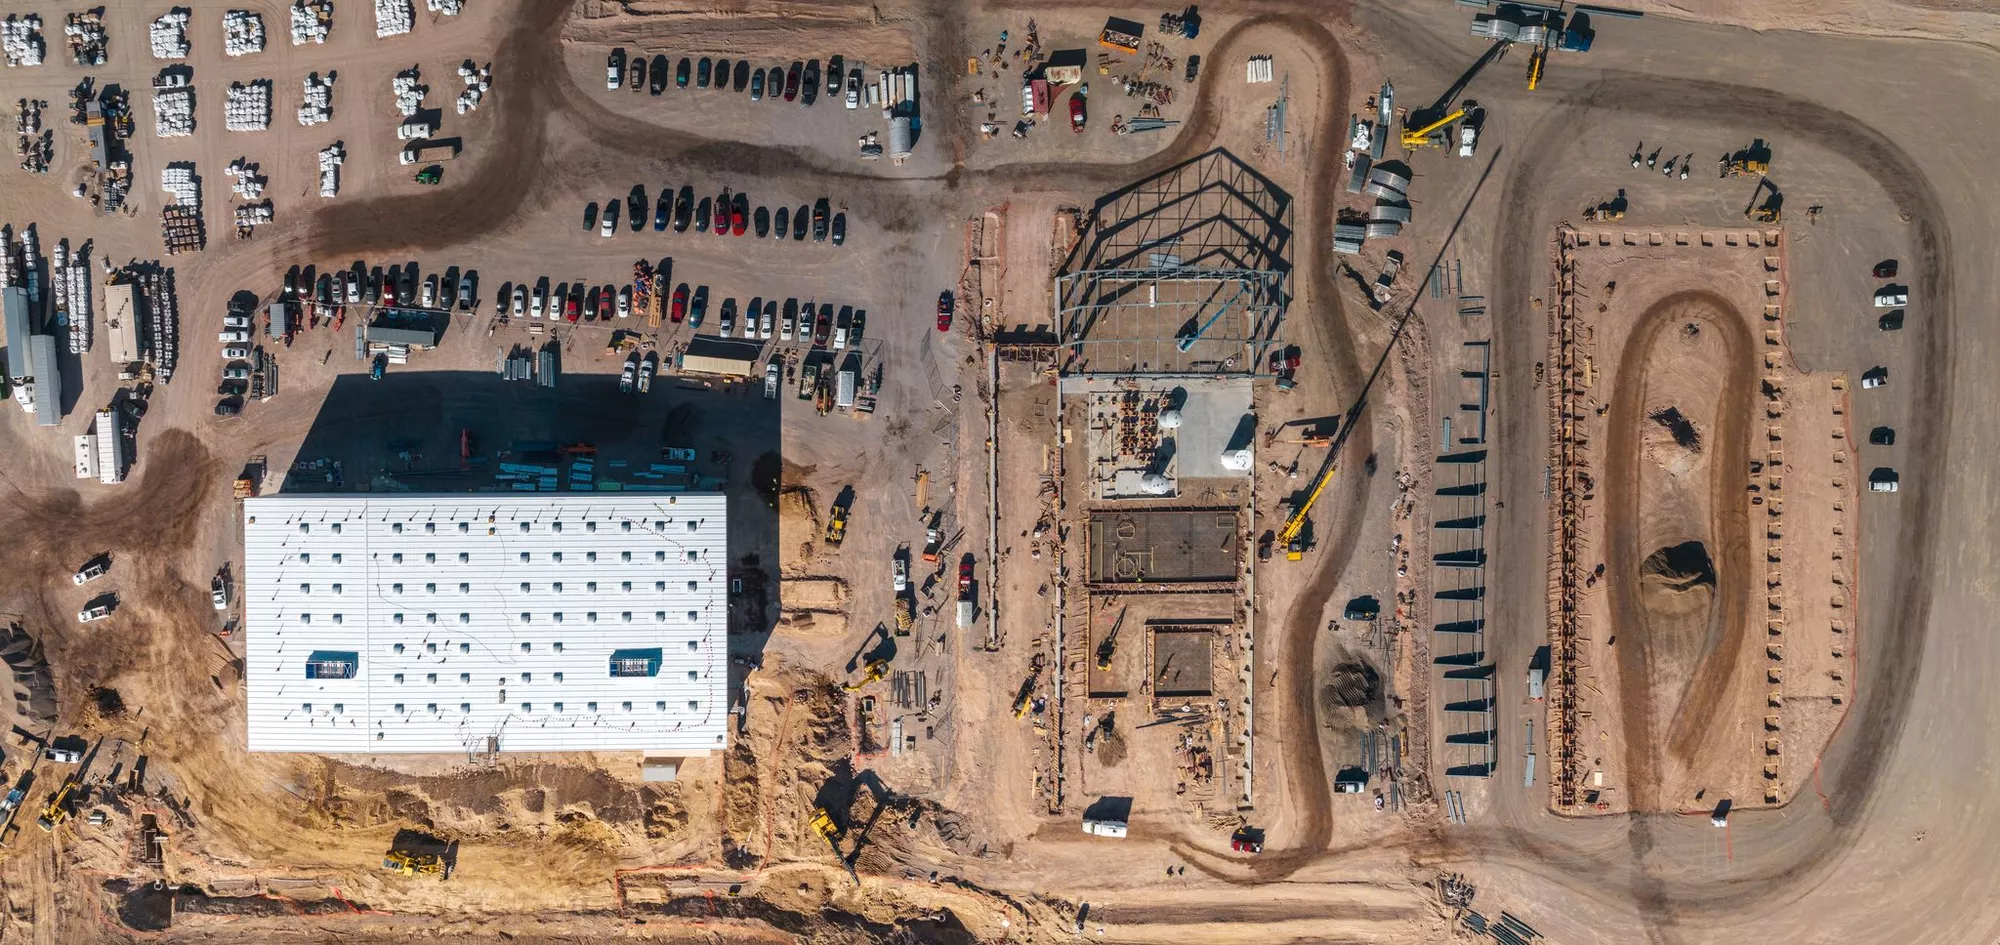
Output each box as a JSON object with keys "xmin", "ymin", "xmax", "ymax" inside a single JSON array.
[{"xmin": 94, "ymin": 408, "xmax": 124, "ymax": 483}]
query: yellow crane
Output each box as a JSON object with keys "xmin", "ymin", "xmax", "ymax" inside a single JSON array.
[
  {"xmin": 1276, "ymin": 460, "xmax": 1339, "ymax": 560},
  {"xmin": 1400, "ymin": 108, "xmax": 1466, "ymax": 149},
  {"xmin": 1526, "ymin": 45, "xmax": 1547, "ymax": 90},
  {"xmin": 1094, "ymin": 606, "xmax": 1127, "ymax": 671}
]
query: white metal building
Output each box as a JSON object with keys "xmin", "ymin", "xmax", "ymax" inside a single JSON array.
[{"xmin": 242, "ymin": 495, "xmax": 730, "ymax": 756}]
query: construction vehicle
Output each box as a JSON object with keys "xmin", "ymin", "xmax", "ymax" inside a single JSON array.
[
  {"xmin": 825, "ymin": 496, "xmax": 850, "ymax": 546},
  {"xmin": 381, "ymin": 849, "xmax": 446, "ymax": 878},
  {"xmin": 1724, "ymin": 156, "xmax": 1769, "ymax": 178},
  {"xmin": 921, "ymin": 516, "xmax": 943, "ymax": 562},
  {"xmin": 1094, "ymin": 606, "xmax": 1127, "ymax": 671},
  {"xmin": 1744, "ymin": 177, "xmax": 1782, "ymax": 223},
  {"xmin": 1012, "ymin": 653, "xmax": 1046, "ymax": 718},
  {"xmin": 35, "ymin": 775, "xmax": 80, "ymax": 832},
  {"xmin": 1277, "ymin": 459, "xmax": 1339, "ymax": 560},
  {"xmin": 1400, "ymin": 107, "xmax": 1465, "ymax": 149},
  {"xmin": 843, "ymin": 659, "xmax": 890, "ymax": 690},
  {"xmin": 894, "ymin": 597, "xmax": 914, "ymax": 636},
  {"xmin": 809, "ymin": 807, "xmax": 844, "ymax": 850},
  {"xmin": 414, "ymin": 165, "xmax": 443, "ymax": 185},
  {"xmin": 1525, "ymin": 44, "xmax": 1546, "ymax": 90}
]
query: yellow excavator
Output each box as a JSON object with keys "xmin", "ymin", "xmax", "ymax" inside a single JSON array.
[
  {"xmin": 381, "ymin": 849, "xmax": 447, "ymax": 878},
  {"xmin": 1400, "ymin": 108, "xmax": 1465, "ymax": 149},
  {"xmin": 35, "ymin": 776, "xmax": 80, "ymax": 832},
  {"xmin": 1277, "ymin": 459, "xmax": 1339, "ymax": 560},
  {"xmin": 1094, "ymin": 606, "xmax": 1127, "ymax": 671},
  {"xmin": 843, "ymin": 659, "xmax": 890, "ymax": 691}
]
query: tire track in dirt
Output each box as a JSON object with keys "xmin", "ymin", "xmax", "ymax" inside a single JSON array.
[{"xmin": 1601, "ymin": 291, "xmax": 1754, "ymax": 813}]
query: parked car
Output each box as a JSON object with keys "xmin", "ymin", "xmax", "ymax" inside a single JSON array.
[
  {"xmin": 937, "ymin": 291, "xmax": 954, "ymax": 331},
  {"xmin": 773, "ymin": 206, "xmax": 790, "ymax": 240},
  {"xmin": 831, "ymin": 212, "xmax": 846, "ymax": 246},
  {"xmin": 696, "ymin": 57, "xmax": 712, "ymax": 89},
  {"xmin": 1869, "ymin": 468, "xmax": 1900, "ymax": 493},
  {"xmin": 719, "ymin": 297, "xmax": 736, "ymax": 336},
  {"xmin": 754, "ymin": 205, "xmax": 770, "ymax": 237},
  {"xmin": 1069, "ymin": 91, "xmax": 1086, "ymax": 132},
  {"xmin": 758, "ymin": 299, "xmax": 774, "ymax": 338},
  {"xmin": 629, "ymin": 55, "xmax": 646, "ymax": 92},
  {"xmin": 217, "ymin": 379, "xmax": 247, "ymax": 396},
  {"xmin": 531, "ymin": 281, "xmax": 548, "ymax": 318},
  {"xmin": 1879, "ymin": 309, "xmax": 1904, "ymax": 331},
  {"xmin": 221, "ymin": 314, "xmax": 251, "ymax": 329},
  {"xmin": 766, "ymin": 65, "xmax": 784, "ymax": 99},
  {"xmin": 812, "ymin": 198, "xmax": 830, "ymax": 241},
  {"xmin": 1873, "ymin": 259, "xmax": 1898, "ymax": 279},
  {"xmin": 215, "ymin": 397, "xmax": 242, "ymax": 416},
  {"xmin": 1869, "ymin": 426, "xmax": 1896, "ymax": 446},
  {"xmin": 421, "ymin": 274, "xmax": 439, "ymax": 307},
  {"xmin": 1873, "ymin": 288, "xmax": 1908, "ymax": 307},
  {"xmin": 628, "ymin": 187, "xmax": 647, "ymax": 231},
  {"xmin": 223, "ymin": 344, "xmax": 251, "ymax": 360},
  {"xmin": 802, "ymin": 58, "xmax": 820, "ymax": 105},
  {"xmin": 714, "ymin": 191, "xmax": 731, "ymax": 234},
  {"xmin": 584, "ymin": 201, "xmax": 598, "ymax": 231},
  {"xmin": 654, "ymin": 193, "xmax": 671, "ymax": 231},
  {"xmin": 731, "ymin": 193, "xmax": 749, "ymax": 235},
  {"xmin": 690, "ymin": 285, "xmax": 708, "ymax": 327},
  {"xmin": 43, "ymin": 747, "xmax": 82, "ymax": 764},
  {"xmin": 606, "ymin": 48, "xmax": 625, "ymax": 90},
  {"xmin": 849, "ymin": 308, "xmax": 865, "ymax": 345},
  {"xmin": 695, "ymin": 197, "xmax": 711, "ymax": 233},
  {"xmin": 734, "ymin": 60, "xmax": 751, "ymax": 92},
  {"xmin": 617, "ymin": 283, "xmax": 632, "ymax": 318},
  {"xmin": 715, "ymin": 58, "xmax": 731, "ymax": 90},
  {"xmin": 649, "ymin": 54, "xmax": 668, "ymax": 94},
  {"xmin": 846, "ymin": 68, "xmax": 862, "ymax": 108},
  {"xmin": 674, "ymin": 185, "xmax": 695, "ymax": 231},
  {"xmin": 1861, "ymin": 366, "xmax": 1888, "ymax": 389},
  {"xmin": 459, "ymin": 271, "xmax": 478, "ymax": 310},
  {"xmin": 793, "ymin": 204, "xmax": 810, "ymax": 240},
  {"xmin": 212, "ymin": 575, "xmax": 229, "ymax": 609},
  {"xmin": 77, "ymin": 603, "xmax": 111, "ymax": 624},
  {"xmin": 781, "ymin": 298, "xmax": 797, "ymax": 339},
  {"xmin": 371, "ymin": 351, "xmax": 387, "ymax": 379},
  {"xmin": 671, "ymin": 283, "xmax": 689, "ymax": 322},
  {"xmin": 597, "ymin": 286, "xmax": 615, "ymax": 321},
  {"xmin": 72, "ymin": 561, "xmax": 107, "ymax": 585},
  {"xmin": 223, "ymin": 363, "xmax": 250, "ymax": 379},
  {"xmin": 765, "ymin": 359, "xmax": 780, "ymax": 399},
  {"xmin": 218, "ymin": 329, "xmax": 250, "ymax": 343},
  {"xmin": 813, "ymin": 303, "xmax": 831, "ymax": 346},
  {"xmin": 565, "ymin": 289, "xmax": 582, "ymax": 322},
  {"xmin": 1230, "ymin": 829, "xmax": 1263, "ymax": 854},
  {"xmin": 599, "ymin": 199, "xmax": 619, "ymax": 236},
  {"xmin": 512, "ymin": 285, "xmax": 528, "ymax": 316},
  {"xmin": 750, "ymin": 68, "xmax": 765, "ymax": 101},
  {"xmin": 893, "ymin": 557, "xmax": 908, "ymax": 591},
  {"xmin": 785, "ymin": 61, "xmax": 802, "ymax": 101}
]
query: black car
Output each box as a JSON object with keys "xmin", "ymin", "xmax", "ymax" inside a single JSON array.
[
  {"xmin": 733, "ymin": 59, "xmax": 751, "ymax": 92},
  {"xmin": 1869, "ymin": 426, "xmax": 1896, "ymax": 446},
  {"xmin": 584, "ymin": 201, "xmax": 598, "ymax": 231},
  {"xmin": 773, "ymin": 205, "xmax": 789, "ymax": 239},
  {"xmin": 1185, "ymin": 54, "xmax": 1201, "ymax": 83},
  {"xmin": 694, "ymin": 197, "xmax": 711, "ymax": 233},
  {"xmin": 649, "ymin": 54, "xmax": 668, "ymax": 94},
  {"xmin": 628, "ymin": 186, "xmax": 646, "ymax": 232},
  {"xmin": 801, "ymin": 58, "xmax": 820, "ymax": 105},
  {"xmin": 830, "ymin": 212, "xmax": 846, "ymax": 246},
  {"xmin": 696, "ymin": 57, "xmax": 712, "ymax": 89},
  {"xmin": 792, "ymin": 204, "xmax": 810, "ymax": 240},
  {"xmin": 629, "ymin": 56, "xmax": 646, "ymax": 91},
  {"xmin": 654, "ymin": 193, "xmax": 671, "ymax": 231},
  {"xmin": 828, "ymin": 55, "xmax": 844, "ymax": 86},
  {"xmin": 785, "ymin": 61, "xmax": 802, "ymax": 101},
  {"xmin": 753, "ymin": 205, "xmax": 770, "ymax": 237},
  {"xmin": 215, "ymin": 397, "xmax": 242, "ymax": 416},
  {"xmin": 217, "ymin": 379, "xmax": 247, "ymax": 397},
  {"xmin": 674, "ymin": 185, "xmax": 694, "ymax": 232},
  {"xmin": 676, "ymin": 57, "xmax": 691, "ymax": 88},
  {"xmin": 849, "ymin": 307, "xmax": 865, "ymax": 344},
  {"xmin": 690, "ymin": 285, "xmax": 709, "ymax": 327},
  {"xmin": 812, "ymin": 198, "xmax": 830, "ymax": 241},
  {"xmin": 368, "ymin": 266, "xmax": 384, "ymax": 303},
  {"xmin": 1879, "ymin": 309, "xmax": 1904, "ymax": 331},
  {"xmin": 715, "ymin": 57, "xmax": 731, "ymax": 89},
  {"xmin": 283, "ymin": 265, "xmax": 300, "ymax": 299}
]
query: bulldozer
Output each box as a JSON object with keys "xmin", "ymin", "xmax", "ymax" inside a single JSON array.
[
  {"xmin": 825, "ymin": 497, "xmax": 850, "ymax": 546},
  {"xmin": 381, "ymin": 849, "xmax": 447, "ymax": 878},
  {"xmin": 1012, "ymin": 653, "xmax": 1047, "ymax": 718}
]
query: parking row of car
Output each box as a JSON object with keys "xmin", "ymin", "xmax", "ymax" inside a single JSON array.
[
  {"xmin": 281, "ymin": 261, "xmax": 482, "ymax": 314},
  {"xmin": 1863, "ymin": 257, "xmax": 1903, "ymax": 494},
  {"xmin": 608, "ymin": 49, "xmax": 868, "ymax": 110},
  {"xmin": 589, "ymin": 186, "xmax": 847, "ymax": 245}
]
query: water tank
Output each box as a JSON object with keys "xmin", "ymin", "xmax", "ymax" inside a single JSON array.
[
  {"xmin": 1156, "ymin": 408, "xmax": 1182, "ymax": 430},
  {"xmin": 888, "ymin": 116, "xmax": 913, "ymax": 162},
  {"xmin": 1140, "ymin": 472, "xmax": 1172, "ymax": 495},
  {"xmin": 1220, "ymin": 447, "xmax": 1253, "ymax": 471}
]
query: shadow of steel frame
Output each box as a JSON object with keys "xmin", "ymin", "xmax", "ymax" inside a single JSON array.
[{"xmin": 1054, "ymin": 148, "xmax": 1290, "ymax": 376}]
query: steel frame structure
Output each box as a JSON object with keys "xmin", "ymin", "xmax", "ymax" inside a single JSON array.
[{"xmin": 1054, "ymin": 149, "xmax": 1290, "ymax": 376}]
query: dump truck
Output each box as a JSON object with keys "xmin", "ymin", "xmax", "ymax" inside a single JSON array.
[{"xmin": 400, "ymin": 139, "xmax": 461, "ymax": 166}]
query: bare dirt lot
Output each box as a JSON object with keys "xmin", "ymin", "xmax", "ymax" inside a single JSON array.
[{"xmin": 2, "ymin": 0, "xmax": 1998, "ymax": 943}]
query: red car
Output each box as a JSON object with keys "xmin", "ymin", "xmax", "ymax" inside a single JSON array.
[
  {"xmin": 713, "ymin": 190, "xmax": 731, "ymax": 236},
  {"xmin": 564, "ymin": 291, "xmax": 581, "ymax": 322},
  {"xmin": 731, "ymin": 193, "xmax": 748, "ymax": 236},
  {"xmin": 784, "ymin": 61, "xmax": 801, "ymax": 102},
  {"xmin": 1873, "ymin": 259, "xmax": 1898, "ymax": 279},
  {"xmin": 936, "ymin": 291, "xmax": 954, "ymax": 331},
  {"xmin": 597, "ymin": 286, "xmax": 615, "ymax": 320},
  {"xmin": 1068, "ymin": 93, "xmax": 1086, "ymax": 133},
  {"xmin": 671, "ymin": 283, "xmax": 688, "ymax": 322}
]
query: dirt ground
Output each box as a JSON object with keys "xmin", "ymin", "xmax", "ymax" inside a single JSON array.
[
  {"xmin": 1545, "ymin": 230, "xmax": 1854, "ymax": 817},
  {"xmin": 1, "ymin": 0, "xmax": 1996, "ymax": 944}
]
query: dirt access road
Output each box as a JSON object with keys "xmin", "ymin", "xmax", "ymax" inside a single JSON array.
[{"xmin": 1363, "ymin": 3, "xmax": 2000, "ymax": 944}]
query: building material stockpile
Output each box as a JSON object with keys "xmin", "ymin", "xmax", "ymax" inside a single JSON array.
[
  {"xmin": 290, "ymin": 0, "xmax": 333, "ymax": 45},
  {"xmin": 160, "ymin": 164, "xmax": 206, "ymax": 254},
  {"xmin": 299, "ymin": 71, "xmax": 335, "ymax": 125},
  {"xmin": 225, "ymin": 81, "xmax": 272, "ymax": 131},
  {"xmin": 2, "ymin": 14, "xmax": 46, "ymax": 67},
  {"xmin": 153, "ymin": 71, "xmax": 195, "ymax": 137},
  {"xmin": 375, "ymin": 0, "xmax": 413, "ymax": 38},
  {"xmin": 223, "ymin": 10, "xmax": 266, "ymax": 57},
  {"xmin": 64, "ymin": 11, "xmax": 107, "ymax": 66},
  {"xmin": 456, "ymin": 60, "xmax": 492, "ymax": 114},
  {"xmin": 317, "ymin": 142, "xmax": 344, "ymax": 197},
  {"xmin": 150, "ymin": 10, "xmax": 190, "ymax": 59}
]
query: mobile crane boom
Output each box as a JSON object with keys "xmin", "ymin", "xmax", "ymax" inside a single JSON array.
[
  {"xmin": 1276, "ymin": 459, "xmax": 1338, "ymax": 560},
  {"xmin": 1400, "ymin": 108, "xmax": 1466, "ymax": 149}
]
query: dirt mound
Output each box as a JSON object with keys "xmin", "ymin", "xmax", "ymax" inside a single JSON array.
[
  {"xmin": 1321, "ymin": 663, "xmax": 1380, "ymax": 710},
  {"xmin": 782, "ymin": 577, "xmax": 850, "ymax": 611},
  {"xmin": 1649, "ymin": 406, "xmax": 1702, "ymax": 451},
  {"xmin": 1642, "ymin": 541, "xmax": 1716, "ymax": 592}
]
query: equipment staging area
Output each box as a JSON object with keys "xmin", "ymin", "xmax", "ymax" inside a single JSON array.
[{"xmin": 240, "ymin": 495, "xmax": 729, "ymax": 756}]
